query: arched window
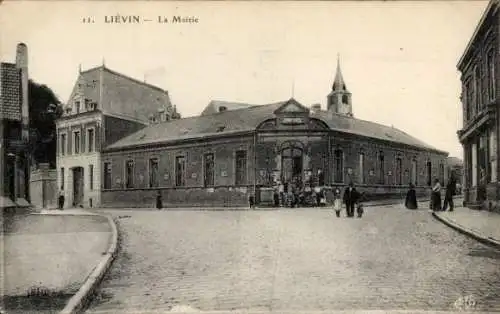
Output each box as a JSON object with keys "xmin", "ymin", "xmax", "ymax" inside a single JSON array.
[
  {"xmin": 342, "ymin": 95, "xmax": 349, "ymax": 104},
  {"xmin": 426, "ymin": 161, "xmax": 432, "ymax": 186},
  {"xmin": 396, "ymin": 156, "xmax": 402, "ymax": 185},
  {"xmin": 334, "ymin": 149, "xmax": 344, "ymax": 183},
  {"xmin": 411, "ymin": 158, "xmax": 417, "ymax": 186},
  {"xmin": 378, "ymin": 151, "xmax": 385, "ymax": 184}
]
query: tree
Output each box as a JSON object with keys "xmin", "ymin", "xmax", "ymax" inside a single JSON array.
[{"xmin": 28, "ymin": 79, "xmax": 63, "ymax": 168}]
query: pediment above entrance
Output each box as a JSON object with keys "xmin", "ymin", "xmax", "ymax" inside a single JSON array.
[{"xmin": 273, "ymin": 98, "xmax": 310, "ymax": 115}]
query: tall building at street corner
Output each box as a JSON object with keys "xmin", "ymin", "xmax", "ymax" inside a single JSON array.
[
  {"xmin": 457, "ymin": 0, "xmax": 500, "ymax": 211},
  {"xmin": 0, "ymin": 43, "xmax": 31, "ymax": 209},
  {"xmin": 55, "ymin": 64, "xmax": 180, "ymax": 208},
  {"xmin": 97, "ymin": 59, "xmax": 448, "ymax": 208}
]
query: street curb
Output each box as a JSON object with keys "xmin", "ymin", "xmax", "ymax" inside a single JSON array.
[
  {"xmin": 59, "ymin": 214, "xmax": 118, "ymax": 314},
  {"xmin": 431, "ymin": 212, "xmax": 500, "ymax": 249}
]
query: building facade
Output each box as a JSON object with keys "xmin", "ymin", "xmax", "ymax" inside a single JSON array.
[
  {"xmin": 457, "ymin": 0, "xmax": 500, "ymax": 210},
  {"xmin": 0, "ymin": 43, "xmax": 30, "ymax": 209},
  {"xmin": 98, "ymin": 61, "xmax": 448, "ymax": 208},
  {"xmin": 55, "ymin": 65, "xmax": 179, "ymax": 208}
]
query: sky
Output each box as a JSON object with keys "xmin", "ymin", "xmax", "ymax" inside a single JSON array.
[{"xmin": 0, "ymin": 0, "xmax": 489, "ymax": 159}]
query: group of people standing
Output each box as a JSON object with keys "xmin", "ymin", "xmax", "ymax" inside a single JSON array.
[{"xmin": 404, "ymin": 175, "xmax": 457, "ymax": 211}]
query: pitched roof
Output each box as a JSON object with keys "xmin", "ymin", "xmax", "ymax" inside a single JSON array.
[
  {"xmin": 106, "ymin": 99, "xmax": 446, "ymax": 154},
  {"xmin": 0, "ymin": 62, "xmax": 22, "ymax": 121},
  {"xmin": 332, "ymin": 56, "xmax": 347, "ymax": 91},
  {"xmin": 66, "ymin": 65, "xmax": 173, "ymax": 123},
  {"xmin": 200, "ymin": 100, "xmax": 256, "ymax": 116}
]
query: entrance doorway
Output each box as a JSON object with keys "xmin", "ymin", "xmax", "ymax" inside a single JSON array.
[
  {"xmin": 281, "ymin": 147, "xmax": 303, "ymax": 184},
  {"xmin": 6, "ymin": 155, "xmax": 15, "ymax": 200},
  {"xmin": 72, "ymin": 167, "xmax": 84, "ymax": 207}
]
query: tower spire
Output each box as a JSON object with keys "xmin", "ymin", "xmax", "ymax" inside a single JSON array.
[{"xmin": 332, "ymin": 54, "xmax": 346, "ymax": 91}]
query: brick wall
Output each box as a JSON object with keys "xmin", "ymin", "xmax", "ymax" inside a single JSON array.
[
  {"xmin": 0, "ymin": 63, "xmax": 21, "ymax": 121},
  {"xmin": 100, "ymin": 130, "xmax": 447, "ymax": 208},
  {"xmin": 29, "ymin": 165, "xmax": 57, "ymax": 209},
  {"xmin": 101, "ymin": 135, "xmax": 255, "ymax": 207}
]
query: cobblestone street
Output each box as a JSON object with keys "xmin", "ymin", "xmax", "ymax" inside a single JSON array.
[{"xmin": 88, "ymin": 206, "xmax": 500, "ymax": 312}]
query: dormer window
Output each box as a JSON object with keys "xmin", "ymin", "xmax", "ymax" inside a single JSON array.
[
  {"xmin": 75, "ymin": 101, "xmax": 80, "ymax": 114},
  {"xmin": 216, "ymin": 125, "xmax": 226, "ymax": 132},
  {"xmin": 218, "ymin": 106, "xmax": 227, "ymax": 112}
]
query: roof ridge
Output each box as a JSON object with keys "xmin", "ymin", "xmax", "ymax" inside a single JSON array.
[{"xmin": 80, "ymin": 65, "xmax": 169, "ymax": 95}]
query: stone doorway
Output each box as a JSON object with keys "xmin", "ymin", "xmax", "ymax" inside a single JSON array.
[
  {"xmin": 72, "ymin": 167, "xmax": 84, "ymax": 207},
  {"xmin": 281, "ymin": 147, "xmax": 303, "ymax": 184}
]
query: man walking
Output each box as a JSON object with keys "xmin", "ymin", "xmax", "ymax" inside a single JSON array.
[
  {"xmin": 343, "ymin": 182, "xmax": 359, "ymax": 217},
  {"xmin": 443, "ymin": 172, "xmax": 457, "ymax": 211}
]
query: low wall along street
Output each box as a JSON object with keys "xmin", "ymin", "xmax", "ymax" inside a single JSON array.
[
  {"xmin": 29, "ymin": 164, "xmax": 57, "ymax": 209},
  {"xmin": 100, "ymin": 184, "xmax": 435, "ymax": 208}
]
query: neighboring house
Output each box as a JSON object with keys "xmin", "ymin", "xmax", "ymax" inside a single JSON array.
[
  {"xmin": 98, "ymin": 60, "xmax": 448, "ymax": 208},
  {"xmin": 200, "ymin": 100, "xmax": 255, "ymax": 116},
  {"xmin": 0, "ymin": 43, "xmax": 30, "ymax": 209},
  {"xmin": 457, "ymin": 0, "xmax": 499, "ymax": 210},
  {"xmin": 55, "ymin": 64, "xmax": 180, "ymax": 208}
]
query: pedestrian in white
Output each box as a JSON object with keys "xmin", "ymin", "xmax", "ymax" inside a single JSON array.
[{"xmin": 333, "ymin": 188, "xmax": 342, "ymax": 217}]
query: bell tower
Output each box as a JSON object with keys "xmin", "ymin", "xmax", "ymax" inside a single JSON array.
[{"xmin": 327, "ymin": 55, "xmax": 352, "ymax": 117}]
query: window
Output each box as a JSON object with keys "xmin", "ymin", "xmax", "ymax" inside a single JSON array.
[
  {"xmin": 426, "ymin": 161, "xmax": 432, "ymax": 186},
  {"xmin": 87, "ymin": 129, "xmax": 95, "ymax": 153},
  {"xmin": 235, "ymin": 150, "xmax": 247, "ymax": 185},
  {"xmin": 60, "ymin": 167, "xmax": 64, "ymax": 190},
  {"xmin": 149, "ymin": 158, "xmax": 159, "ymax": 188},
  {"xmin": 60, "ymin": 133, "xmax": 66, "ymax": 156},
  {"xmin": 204, "ymin": 153, "xmax": 215, "ymax": 187},
  {"xmin": 89, "ymin": 164, "xmax": 94, "ymax": 190},
  {"xmin": 74, "ymin": 131, "xmax": 80, "ymax": 154},
  {"xmin": 75, "ymin": 101, "xmax": 80, "ymax": 114},
  {"xmin": 396, "ymin": 157, "xmax": 402, "ymax": 185},
  {"xmin": 411, "ymin": 159, "xmax": 417, "ymax": 186},
  {"xmin": 342, "ymin": 95, "xmax": 349, "ymax": 104},
  {"xmin": 359, "ymin": 153, "xmax": 365, "ymax": 184},
  {"xmin": 334, "ymin": 149, "xmax": 343, "ymax": 183},
  {"xmin": 479, "ymin": 133, "xmax": 488, "ymax": 182},
  {"xmin": 465, "ymin": 78, "xmax": 474, "ymax": 121},
  {"xmin": 488, "ymin": 49, "xmax": 496, "ymax": 101},
  {"xmin": 175, "ymin": 156, "xmax": 186, "ymax": 187},
  {"xmin": 125, "ymin": 160, "xmax": 134, "ymax": 189},
  {"xmin": 439, "ymin": 163, "xmax": 445, "ymax": 185},
  {"xmin": 475, "ymin": 65, "xmax": 481, "ymax": 112},
  {"xmin": 378, "ymin": 151, "xmax": 385, "ymax": 184},
  {"xmin": 103, "ymin": 162, "xmax": 112, "ymax": 189}
]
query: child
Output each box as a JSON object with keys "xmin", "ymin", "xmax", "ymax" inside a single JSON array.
[
  {"xmin": 333, "ymin": 188, "xmax": 342, "ymax": 217},
  {"xmin": 357, "ymin": 192, "xmax": 366, "ymax": 218}
]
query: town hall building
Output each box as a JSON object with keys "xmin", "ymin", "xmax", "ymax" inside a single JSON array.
[{"xmin": 94, "ymin": 60, "xmax": 449, "ymax": 208}]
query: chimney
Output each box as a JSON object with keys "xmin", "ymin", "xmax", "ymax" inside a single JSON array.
[
  {"xmin": 15, "ymin": 43, "xmax": 29, "ymax": 142},
  {"xmin": 310, "ymin": 103, "xmax": 321, "ymax": 114}
]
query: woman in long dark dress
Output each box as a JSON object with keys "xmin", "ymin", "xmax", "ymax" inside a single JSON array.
[
  {"xmin": 431, "ymin": 178, "xmax": 442, "ymax": 211},
  {"xmin": 405, "ymin": 183, "xmax": 418, "ymax": 209}
]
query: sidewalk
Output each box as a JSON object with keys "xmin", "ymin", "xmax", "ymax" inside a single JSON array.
[
  {"xmin": 1, "ymin": 209, "xmax": 116, "ymax": 313},
  {"xmin": 432, "ymin": 206, "xmax": 500, "ymax": 248}
]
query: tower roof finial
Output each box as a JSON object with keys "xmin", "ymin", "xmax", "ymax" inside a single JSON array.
[
  {"xmin": 78, "ymin": 63, "xmax": 82, "ymax": 73},
  {"xmin": 332, "ymin": 54, "xmax": 347, "ymax": 91},
  {"xmin": 102, "ymin": 57, "xmax": 106, "ymax": 67}
]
